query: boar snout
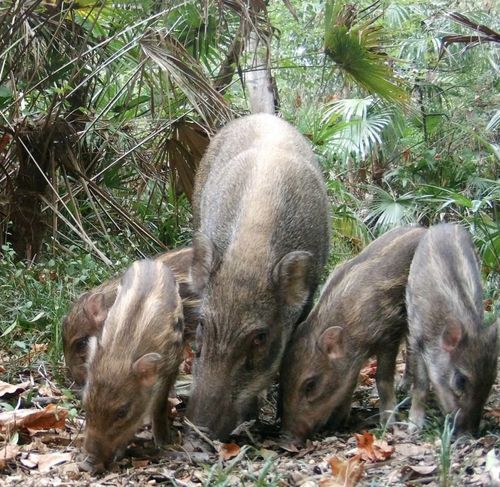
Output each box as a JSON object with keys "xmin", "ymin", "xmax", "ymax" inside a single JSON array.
[{"xmin": 187, "ymin": 390, "xmax": 240, "ymax": 441}]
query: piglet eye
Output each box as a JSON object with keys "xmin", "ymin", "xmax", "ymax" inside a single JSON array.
[
  {"xmin": 75, "ymin": 336, "xmax": 89, "ymax": 354},
  {"xmin": 253, "ymin": 332, "xmax": 267, "ymax": 347},
  {"xmin": 116, "ymin": 405, "xmax": 129, "ymax": 420},
  {"xmin": 453, "ymin": 372, "xmax": 467, "ymax": 393}
]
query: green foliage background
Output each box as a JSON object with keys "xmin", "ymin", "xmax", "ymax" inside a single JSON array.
[{"xmin": 0, "ymin": 0, "xmax": 498, "ymax": 368}]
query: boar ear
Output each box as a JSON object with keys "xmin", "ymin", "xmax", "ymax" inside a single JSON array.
[
  {"xmin": 191, "ymin": 232, "xmax": 215, "ymax": 292},
  {"xmin": 84, "ymin": 293, "xmax": 108, "ymax": 331},
  {"xmin": 440, "ymin": 321, "xmax": 463, "ymax": 352},
  {"xmin": 273, "ymin": 251, "xmax": 313, "ymax": 307},
  {"xmin": 318, "ymin": 326, "xmax": 345, "ymax": 361},
  {"xmin": 132, "ymin": 353, "xmax": 162, "ymax": 388}
]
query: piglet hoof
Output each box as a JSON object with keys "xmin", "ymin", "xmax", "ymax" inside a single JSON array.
[
  {"xmin": 153, "ymin": 426, "xmax": 173, "ymax": 449},
  {"xmin": 397, "ymin": 377, "xmax": 411, "ymax": 394},
  {"xmin": 79, "ymin": 457, "xmax": 106, "ymax": 474},
  {"xmin": 380, "ymin": 411, "xmax": 396, "ymax": 430},
  {"xmin": 407, "ymin": 420, "xmax": 423, "ymax": 436}
]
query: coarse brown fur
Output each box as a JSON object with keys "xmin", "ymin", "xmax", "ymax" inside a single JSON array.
[
  {"xmin": 406, "ymin": 223, "xmax": 498, "ymax": 434},
  {"xmin": 187, "ymin": 114, "xmax": 330, "ymax": 440},
  {"xmin": 280, "ymin": 226, "xmax": 427, "ymax": 441},
  {"xmin": 62, "ymin": 247, "xmax": 199, "ymax": 386},
  {"xmin": 82, "ymin": 259, "xmax": 184, "ymax": 472}
]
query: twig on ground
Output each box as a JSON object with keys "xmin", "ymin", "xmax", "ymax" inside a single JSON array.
[
  {"xmin": 183, "ymin": 418, "xmax": 217, "ymax": 451},
  {"xmin": 231, "ymin": 419, "xmax": 257, "ymax": 444}
]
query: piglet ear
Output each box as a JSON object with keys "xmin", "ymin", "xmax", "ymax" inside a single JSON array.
[
  {"xmin": 84, "ymin": 293, "xmax": 108, "ymax": 331},
  {"xmin": 318, "ymin": 326, "xmax": 345, "ymax": 361},
  {"xmin": 191, "ymin": 232, "xmax": 215, "ymax": 292},
  {"xmin": 132, "ymin": 353, "xmax": 162, "ymax": 388},
  {"xmin": 273, "ymin": 251, "xmax": 313, "ymax": 307},
  {"xmin": 440, "ymin": 321, "xmax": 463, "ymax": 352},
  {"xmin": 486, "ymin": 319, "xmax": 498, "ymax": 345}
]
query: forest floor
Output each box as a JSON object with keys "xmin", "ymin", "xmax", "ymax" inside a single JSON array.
[{"xmin": 1, "ymin": 351, "xmax": 499, "ymax": 487}]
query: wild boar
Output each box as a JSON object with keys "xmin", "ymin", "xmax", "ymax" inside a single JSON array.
[
  {"xmin": 186, "ymin": 113, "xmax": 330, "ymax": 440},
  {"xmin": 406, "ymin": 223, "xmax": 498, "ymax": 434},
  {"xmin": 62, "ymin": 247, "xmax": 198, "ymax": 386},
  {"xmin": 280, "ymin": 226, "xmax": 427, "ymax": 441},
  {"xmin": 82, "ymin": 259, "xmax": 184, "ymax": 472}
]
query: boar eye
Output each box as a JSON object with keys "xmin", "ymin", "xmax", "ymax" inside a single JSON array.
[
  {"xmin": 453, "ymin": 372, "xmax": 468, "ymax": 394},
  {"xmin": 303, "ymin": 376, "xmax": 318, "ymax": 399},
  {"xmin": 252, "ymin": 331, "xmax": 267, "ymax": 347}
]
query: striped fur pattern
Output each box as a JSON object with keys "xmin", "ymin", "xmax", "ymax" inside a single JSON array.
[
  {"xmin": 82, "ymin": 259, "xmax": 184, "ymax": 472},
  {"xmin": 406, "ymin": 223, "xmax": 498, "ymax": 434},
  {"xmin": 62, "ymin": 247, "xmax": 199, "ymax": 386},
  {"xmin": 280, "ymin": 226, "xmax": 427, "ymax": 441}
]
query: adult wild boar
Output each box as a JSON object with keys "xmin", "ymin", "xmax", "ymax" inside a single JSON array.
[
  {"xmin": 406, "ymin": 223, "xmax": 497, "ymax": 434},
  {"xmin": 82, "ymin": 259, "xmax": 184, "ymax": 472},
  {"xmin": 280, "ymin": 226, "xmax": 427, "ymax": 441},
  {"xmin": 187, "ymin": 113, "xmax": 330, "ymax": 440},
  {"xmin": 62, "ymin": 247, "xmax": 197, "ymax": 386}
]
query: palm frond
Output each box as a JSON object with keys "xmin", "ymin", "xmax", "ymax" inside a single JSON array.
[
  {"xmin": 140, "ymin": 30, "xmax": 234, "ymax": 128},
  {"xmin": 486, "ymin": 110, "xmax": 500, "ymax": 132},
  {"xmin": 324, "ymin": 1, "xmax": 408, "ymax": 105},
  {"xmin": 321, "ymin": 97, "xmax": 393, "ymax": 161},
  {"xmin": 384, "ymin": 4, "xmax": 411, "ymax": 28},
  {"xmin": 365, "ymin": 185, "xmax": 420, "ymax": 230}
]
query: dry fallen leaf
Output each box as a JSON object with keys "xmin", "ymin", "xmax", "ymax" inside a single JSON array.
[
  {"xmin": 486, "ymin": 449, "xmax": 500, "ymax": 486},
  {"xmin": 179, "ymin": 344, "xmax": 194, "ymax": 375},
  {"xmin": 486, "ymin": 409, "xmax": 500, "ymax": 421},
  {"xmin": 19, "ymin": 452, "xmax": 72, "ymax": 472},
  {"xmin": 0, "ymin": 404, "xmax": 67, "ymax": 434},
  {"xmin": 131, "ymin": 458, "xmax": 150, "ymax": 468},
  {"xmin": 168, "ymin": 397, "xmax": 182, "ymax": 418},
  {"xmin": 21, "ymin": 343, "xmax": 49, "ymax": 365},
  {"xmin": 395, "ymin": 442, "xmax": 430, "ymax": 458},
  {"xmin": 319, "ymin": 455, "xmax": 364, "ymax": 487},
  {"xmin": 0, "ymin": 445, "xmax": 19, "ymax": 470},
  {"xmin": 218, "ymin": 442, "xmax": 241, "ymax": 461},
  {"xmin": 359, "ymin": 360, "xmax": 377, "ymax": 385},
  {"xmin": 401, "ymin": 464, "xmax": 437, "ymax": 481},
  {"xmin": 0, "ymin": 380, "xmax": 30, "ymax": 398},
  {"xmin": 37, "ymin": 383, "xmax": 61, "ymax": 398},
  {"xmin": 354, "ymin": 431, "xmax": 394, "ymax": 462},
  {"xmin": 36, "ymin": 452, "xmax": 72, "ymax": 473}
]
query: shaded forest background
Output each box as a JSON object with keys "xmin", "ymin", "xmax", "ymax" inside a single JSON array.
[{"xmin": 0, "ymin": 0, "xmax": 498, "ymax": 360}]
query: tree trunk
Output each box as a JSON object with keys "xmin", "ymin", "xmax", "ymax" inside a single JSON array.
[{"xmin": 245, "ymin": 30, "xmax": 276, "ymax": 114}]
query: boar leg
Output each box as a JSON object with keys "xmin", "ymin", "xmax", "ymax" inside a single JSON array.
[
  {"xmin": 151, "ymin": 378, "xmax": 173, "ymax": 447},
  {"xmin": 408, "ymin": 352, "xmax": 428, "ymax": 432},
  {"xmin": 376, "ymin": 346, "xmax": 398, "ymax": 426}
]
